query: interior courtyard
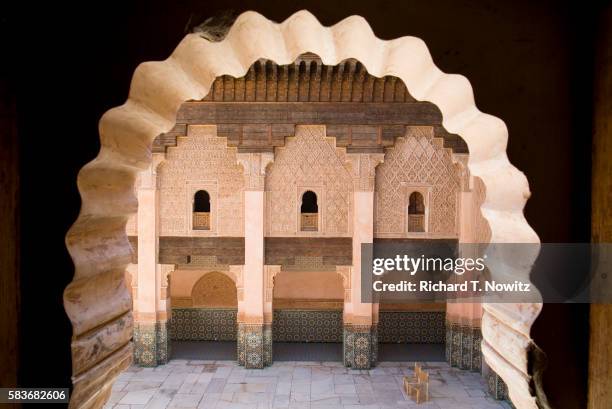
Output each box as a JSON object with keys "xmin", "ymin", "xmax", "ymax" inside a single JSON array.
[
  {"xmin": 116, "ymin": 52, "xmax": 502, "ymax": 409},
  {"xmin": 4, "ymin": 4, "xmax": 610, "ymax": 409}
]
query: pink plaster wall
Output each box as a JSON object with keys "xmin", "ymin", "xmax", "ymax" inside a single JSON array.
[{"xmin": 273, "ymin": 271, "xmax": 344, "ymax": 300}]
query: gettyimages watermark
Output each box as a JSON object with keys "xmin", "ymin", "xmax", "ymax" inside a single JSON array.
[{"xmin": 360, "ymin": 242, "xmax": 612, "ymax": 303}]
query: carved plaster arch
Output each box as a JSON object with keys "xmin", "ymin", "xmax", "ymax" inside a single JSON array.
[
  {"xmin": 64, "ymin": 10, "xmax": 541, "ymax": 409},
  {"xmin": 194, "ymin": 269, "xmax": 239, "ymax": 285},
  {"xmin": 190, "ymin": 270, "xmax": 239, "ymax": 307}
]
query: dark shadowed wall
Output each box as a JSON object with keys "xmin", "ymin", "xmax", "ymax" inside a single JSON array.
[
  {"xmin": 3, "ymin": 0, "xmax": 602, "ymax": 407},
  {"xmin": 0, "ymin": 60, "xmax": 20, "ymax": 409}
]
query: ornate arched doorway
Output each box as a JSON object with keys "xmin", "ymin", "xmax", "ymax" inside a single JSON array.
[{"xmin": 64, "ymin": 10, "xmax": 542, "ymax": 408}]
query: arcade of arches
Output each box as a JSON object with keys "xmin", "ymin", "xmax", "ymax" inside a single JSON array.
[{"xmin": 125, "ymin": 55, "xmax": 504, "ymax": 398}]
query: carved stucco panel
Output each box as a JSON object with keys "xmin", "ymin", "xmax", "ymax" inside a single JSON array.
[
  {"xmin": 237, "ymin": 152, "xmax": 274, "ymax": 191},
  {"xmin": 265, "ymin": 125, "xmax": 353, "ymax": 236},
  {"xmin": 336, "ymin": 265, "xmax": 352, "ymax": 303},
  {"xmin": 375, "ymin": 126, "xmax": 461, "ymax": 237},
  {"xmin": 346, "ymin": 153, "xmax": 385, "ymax": 192},
  {"xmin": 264, "ymin": 265, "xmax": 282, "ymax": 302},
  {"xmin": 191, "ymin": 271, "xmax": 238, "ymax": 307},
  {"xmin": 158, "ymin": 125, "xmax": 244, "ymax": 236},
  {"xmin": 158, "ymin": 264, "xmax": 174, "ymax": 289}
]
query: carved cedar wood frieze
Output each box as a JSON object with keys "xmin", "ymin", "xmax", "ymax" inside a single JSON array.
[{"xmin": 153, "ymin": 55, "xmax": 467, "ymax": 155}]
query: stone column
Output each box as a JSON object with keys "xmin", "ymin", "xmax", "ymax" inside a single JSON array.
[
  {"xmin": 134, "ymin": 154, "xmax": 171, "ymax": 366},
  {"xmin": 344, "ymin": 153, "xmax": 384, "ymax": 369},
  {"xmin": 237, "ymin": 152, "xmax": 274, "ymax": 368}
]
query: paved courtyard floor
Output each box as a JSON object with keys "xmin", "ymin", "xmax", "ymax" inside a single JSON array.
[{"xmin": 106, "ymin": 360, "xmax": 511, "ymax": 409}]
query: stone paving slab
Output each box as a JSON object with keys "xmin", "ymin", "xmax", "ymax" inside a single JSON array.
[{"xmin": 105, "ymin": 361, "xmax": 512, "ymax": 409}]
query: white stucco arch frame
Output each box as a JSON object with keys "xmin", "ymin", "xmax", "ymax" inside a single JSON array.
[{"xmin": 63, "ymin": 10, "xmax": 542, "ymax": 409}]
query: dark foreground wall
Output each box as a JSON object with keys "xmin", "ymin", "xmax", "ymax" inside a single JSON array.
[
  {"xmin": 2, "ymin": 1, "xmax": 602, "ymax": 407},
  {"xmin": 0, "ymin": 69, "xmax": 19, "ymax": 409}
]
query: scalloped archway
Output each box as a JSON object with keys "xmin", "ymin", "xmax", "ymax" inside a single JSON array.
[{"xmin": 63, "ymin": 10, "xmax": 542, "ymax": 409}]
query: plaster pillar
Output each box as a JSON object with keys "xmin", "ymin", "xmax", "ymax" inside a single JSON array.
[
  {"xmin": 446, "ymin": 157, "xmax": 484, "ymax": 373},
  {"xmin": 343, "ymin": 153, "xmax": 384, "ymax": 369},
  {"xmin": 133, "ymin": 154, "xmax": 170, "ymax": 366},
  {"xmin": 237, "ymin": 152, "xmax": 274, "ymax": 368},
  {"xmin": 446, "ymin": 303, "xmax": 483, "ymax": 372},
  {"xmin": 264, "ymin": 264, "xmax": 281, "ymax": 366}
]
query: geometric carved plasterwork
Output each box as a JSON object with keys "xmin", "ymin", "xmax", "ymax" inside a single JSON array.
[
  {"xmin": 158, "ymin": 125, "xmax": 244, "ymax": 236},
  {"xmin": 375, "ymin": 126, "xmax": 461, "ymax": 237},
  {"xmin": 237, "ymin": 152, "xmax": 274, "ymax": 191},
  {"xmin": 265, "ymin": 125, "xmax": 353, "ymax": 236},
  {"xmin": 472, "ymin": 176, "xmax": 492, "ymax": 243},
  {"xmin": 346, "ymin": 152, "xmax": 385, "ymax": 192}
]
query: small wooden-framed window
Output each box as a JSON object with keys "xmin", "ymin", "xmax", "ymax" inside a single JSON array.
[
  {"xmin": 300, "ymin": 190, "xmax": 318, "ymax": 231},
  {"xmin": 193, "ymin": 190, "xmax": 211, "ymax": 230},
  {"xmin": 408, "ymin": 191, "xmax": 425, "ymax": 232}
]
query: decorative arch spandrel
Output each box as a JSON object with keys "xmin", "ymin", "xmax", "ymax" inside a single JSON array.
[
  {"xmin": 158, "ymin": 125, "xmax": 244, "ymax": 236},
  {"xmin": 265, "ymin": 125, "xmax": 353, "ymax": 237},
  {"xmin": 375, "ymin": 126, "xmax": 461, "ymax": 237}
]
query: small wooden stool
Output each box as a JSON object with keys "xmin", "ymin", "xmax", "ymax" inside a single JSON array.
[
  {"xmin": 403, "ymin": 363, "xmax": 429, "ymax": 404},
  {"xmin": 403, "ymin": 362, "xmax": 421, "ymax": 387}
]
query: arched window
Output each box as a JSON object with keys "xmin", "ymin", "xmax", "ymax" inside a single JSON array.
[
  {"xmin": 408, "ymin": 191, "xmax": 425, "ymax": 232},
  {"xmin": 193, "ymin": 190, "xmax": 210, "ymax": 230},
  {"xmin": 300, "ymin": 190, "xmax": 318, "ymax": 231}
]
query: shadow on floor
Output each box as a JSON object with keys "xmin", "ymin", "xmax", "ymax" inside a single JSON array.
[
  {"xmin": 171, "ymin": 341, "xmax": 445, "ymax": 362},
  {"xmin": 274, "ymin": 342, "xmax": 343, "ymax": 361},
  {"xmin": 378, "ymin": 343, "xmax": 445, "ymax": 362},
  {"xmin": 172, "ymin": 341, "xmax": 237, "ymax": 360}
]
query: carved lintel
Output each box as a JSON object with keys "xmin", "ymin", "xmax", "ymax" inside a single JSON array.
[
  {"xmin": 346, "ymin": 153, "xmax": 384, "ymax": 191},
  {"xmin": 237, "ymin": 152, "xmax": 274, "ymax": 191}
]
